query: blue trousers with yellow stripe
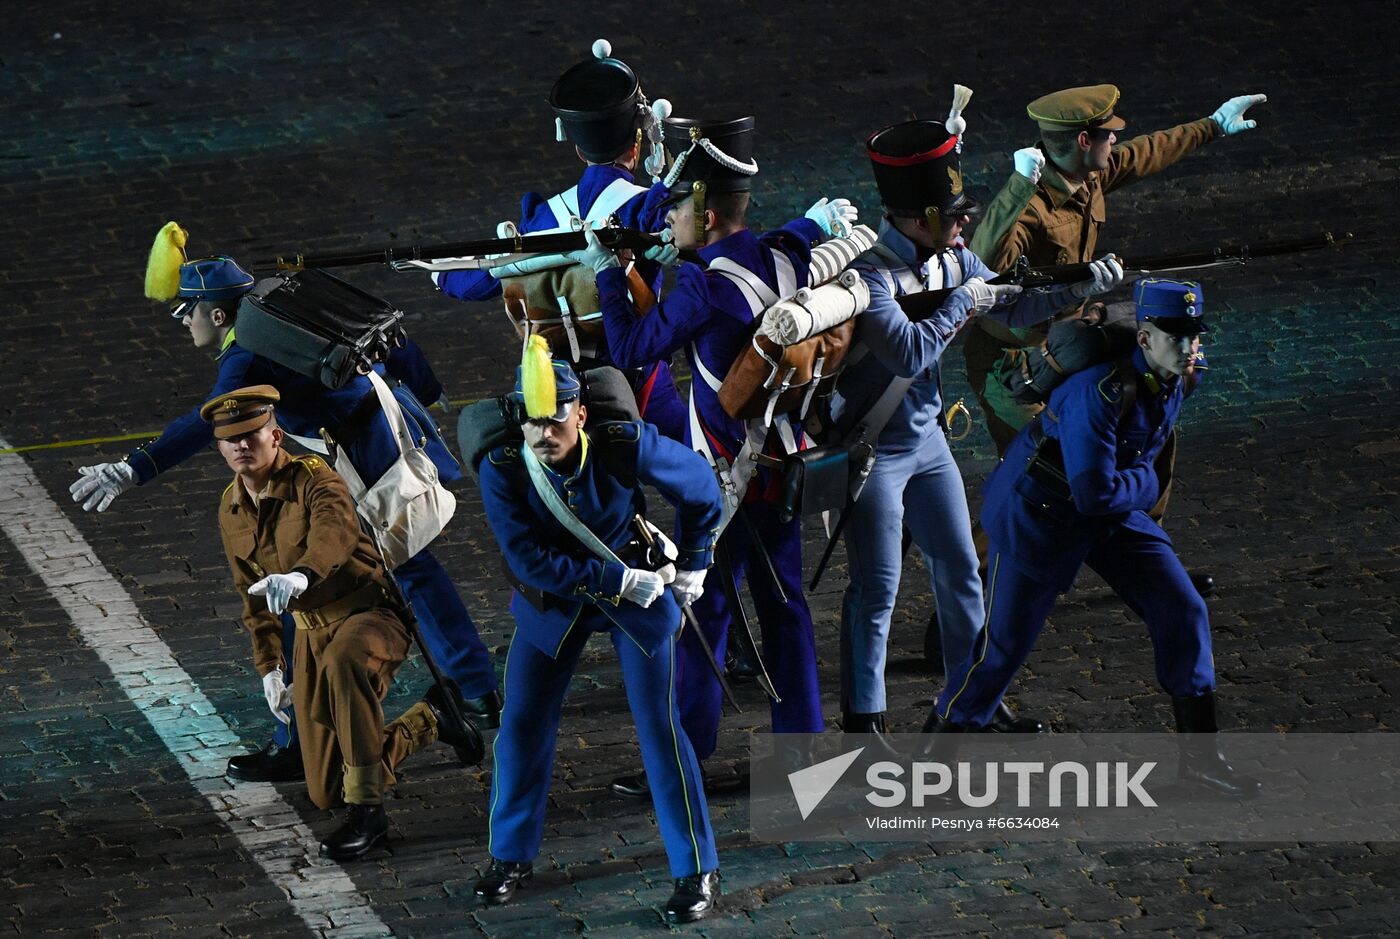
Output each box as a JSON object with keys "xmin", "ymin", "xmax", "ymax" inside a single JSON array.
[
  {"xmin": 938, "ymin": 523, "xmax": 1216, "ymax": 727},
  {"xmin": 488, "ymin": 614, "xmax": 717, "ymax": 878}
]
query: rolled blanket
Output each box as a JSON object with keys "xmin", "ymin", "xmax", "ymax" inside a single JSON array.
[
  {"xmin": 807, "ymin": 224, "xmax": 878, "ymax": 285},
  {"xmin": 760, "ymin": 269, "xmax": 870, "ymax": 346}
]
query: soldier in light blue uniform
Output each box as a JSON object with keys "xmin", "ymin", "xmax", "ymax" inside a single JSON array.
[
  {"xmin": 69, "ymin": 244, "xmax": 501, "ymax": 782},
  {"xmin": 473, "ymin": 348, "xmax": 723, "ymax": 923},
  {"xmin": 574, "ymin": 113, "xmax": 858, "ymax": 787},
  {"xmin": 930, "ymin": 279, "xmax": 1259, "ymax": 797},
  {"xmin": 830, "ymin": 108, "xmax": 1111, "ymax": 747},
  {"xmin": 432, "ymin": 39, "xmax": 688, "ymax": 442}
]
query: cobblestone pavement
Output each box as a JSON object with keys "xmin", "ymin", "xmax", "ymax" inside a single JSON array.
[{"xmin": 2, "ymin": 1, "xmax": 1398, "ymax": 935}]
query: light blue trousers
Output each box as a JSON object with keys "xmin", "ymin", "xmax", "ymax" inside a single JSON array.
[{"xmin": 839, "ymin": 430, "xmax": 984, "ymax": 714}]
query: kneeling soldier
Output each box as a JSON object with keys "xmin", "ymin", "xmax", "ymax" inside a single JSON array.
[
  {"xmin": 206, "ymin": 385, "xmax": 483, "ymax": 860},
  {"xmin": 474, "ymin": 343, "xmax": 723, "ymax": 923}
]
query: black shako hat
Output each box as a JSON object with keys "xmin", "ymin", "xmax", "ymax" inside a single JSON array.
[
  {"xmin": 550, "ymin": 39, "xmax": 660, "ymax": 164},
  {"xmin": 661, "ymin": 116, "xmax": 758, "ymax": 199},
  {"xmin": 867, "ymin": 119, "xmax": 980, "ymax": 220}
]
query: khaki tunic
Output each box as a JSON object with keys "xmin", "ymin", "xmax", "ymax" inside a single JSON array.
[
  {"xmin": 219, "ymin": 449, "xmax": 434, "ymax": 807},
  {"xmin": 965, "ymin": 117, "xmax": 1221, "ymax": 451}
]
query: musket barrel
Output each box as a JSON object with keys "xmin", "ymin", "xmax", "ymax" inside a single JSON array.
[
  {"xmin": 251, "ymin": 225, "xmax": 669, "ymax": 272},
  {"xmin": 896, "ymin": 231, "xmax": 1353, "ymax": 322}
]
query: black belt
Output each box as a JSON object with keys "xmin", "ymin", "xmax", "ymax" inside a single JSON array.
[{"xmin": 1025, "ymin": 417, "xmax": 1072, "ymax": 501}]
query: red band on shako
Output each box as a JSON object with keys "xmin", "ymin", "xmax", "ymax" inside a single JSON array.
[{"xmin": 866, "ymin": 133, "xmax": 957, "ymax": 167}]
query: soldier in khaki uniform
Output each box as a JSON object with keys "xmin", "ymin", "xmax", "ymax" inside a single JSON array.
[
  {"xmin": 960, "ymin": 84, "xmax": 1264, "ymax": 598},
  {"xmin": 966, "ymin": 83, "xmax": 1266, "ymax": 454},
  {"xmin": 206, "ymin": 384, "xmax": 482, "ymax": 861}
]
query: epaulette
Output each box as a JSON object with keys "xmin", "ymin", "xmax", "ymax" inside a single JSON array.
[
  {"xmin": 487, "ymin": 443, "xmax": 522, "ymax": 467},
  {"xmin": 293, "ymin": 454, "xmax": 329, "ymax": 474},
  {"xmin": 592, "ymin": 421, "xmax": 642, "ymax": 488},
  {"xmin": 599, "ymin": 420, "xmax": 641, "ymax": 443},
  {"xmin": 220, "ymin": 478, "xmax": 238, "ymax": 509},
  {"xmin": 1096, "ymin": 368, "xmax": 1125, "ymax": 405}
]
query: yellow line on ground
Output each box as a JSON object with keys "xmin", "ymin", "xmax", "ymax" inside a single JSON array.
[{"xmin": 0, "ymin": 399, "xmax": 489, "ymax": 455}]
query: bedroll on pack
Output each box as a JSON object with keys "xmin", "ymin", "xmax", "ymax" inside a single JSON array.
[
  {"xmin": 237, "ymin": 269, "xmax": 406, "ymax": 389},
  {"xmin": 716, "ymin": 225, "xmax": 877, "ymax": 423}
]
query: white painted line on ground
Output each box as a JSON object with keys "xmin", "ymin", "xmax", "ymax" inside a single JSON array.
[{"xmin": 0, "ymin": 439, "xmax": 393, "ymax": 939}]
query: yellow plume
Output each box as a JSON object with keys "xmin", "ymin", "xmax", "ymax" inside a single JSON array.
[
  {"xmin": 144, "ymin": 221, "xmax": 189, "ymax": 301},
  {"xmin": 521, "ymin": 334, "xmax": 557, "ymax": 419}
]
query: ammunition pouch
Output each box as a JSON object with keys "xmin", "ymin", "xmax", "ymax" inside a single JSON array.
[{"xmin": 776, "ymin": 443, "xmax": 853, "ymax": 524}]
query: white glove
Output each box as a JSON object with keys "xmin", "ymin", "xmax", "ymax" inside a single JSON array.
[
  {"xmin": 672, "ymin": 568, "xmax": 708, "ymax": 609},
  {"xmin": 248, "ymin": 572, "xmax": 309, "ymax": 616},
  {"xmin": 69, "ymin": 460, "xmax": 137, "ymax": 513},
  {"xmin": 958, "ymin": 277, "xmax": 1023, "ymax": 314},
  {"xmin": 565, "ymin": 224, "xmax": 621, "ymax": 274},
  {"xmin": 1210, "ymin": 93, "xmax": 1266, "ymax": 135},
  {"xmin": 262, "ymin": 668, "xmax": 293, "ymax": 725},
  {"xmin": 644, "ymin": 230, "xmax": 681, "ymax": 268},
  {"xmin": 804, "ymin": 197, "xmax": 859, "ymax": 239},
  {"xmin": 1069, "ymin": 254, "xmax": 1125, "ymax": 300},
  {"xmin": 620, "ymin": 567, "xmax": 667, "ymax": 608},
  {"xmin": 1013, "ymin": 146, "xmax": 1046, "ymax": 183}
]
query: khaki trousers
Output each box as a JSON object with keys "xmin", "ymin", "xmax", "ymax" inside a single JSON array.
[{"xmin": 291, "ymin": 606, "xmax": 436, "ymax": 808}]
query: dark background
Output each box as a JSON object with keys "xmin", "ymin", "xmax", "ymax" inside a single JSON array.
[{"xmin": 2, "ymin": 1, "xmax": 1398, "ymax": 935}]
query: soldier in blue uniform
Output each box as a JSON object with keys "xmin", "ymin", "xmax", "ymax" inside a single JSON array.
[
  {"xmin": 830, "ymin": 104, "xmax": 1112, "ymax": 748},
  {"xmin": 473, "ymin": 345, "xmax": 723, "ymax": 923},
  {"xmin": 68, "ymin": 236, "xmax": 502, "ymax": 782},
  {"xmin": 929, "ymin": 279, "xmax": 1259, "ymax": 797},
  {"xmin": 571, "ymin": 112, "xmax": 858, "ymax": 790},
  {"xmin": 432, "ymin": 39, "xmax": 688, "ymax": 442}
]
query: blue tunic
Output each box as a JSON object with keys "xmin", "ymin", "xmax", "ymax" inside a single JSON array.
[
  {"xmin": 829, "ymin": 218, "xmax": 1071, "ymax": 713},
  {"xmin": 477, "ymin": 421, "xmax": 721, "ymax": 658},
  {"xmin": 596, "ymin": 217, "xmax": 831, "ymax": 755},
  {"xmin": 476, "ymin": 421, "xmax": 722, "ymax": 877},
  {"xmin": 598, "ymin": 218, "xmax": 826, "ymax": 497},
  {"xmin": 937, "ymin": 347, "xmax": 1216, "ymax": 726}
]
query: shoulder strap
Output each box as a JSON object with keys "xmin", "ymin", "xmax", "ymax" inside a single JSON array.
[
  {"xmin": 322, "ymin": 371, "xmax": 411, "ymax": 497},
  {"xmin": 1114, "ymin": 354, "xmax": 1139, "ymax": 422},
  {"xmin": 708, "ymin": 256, "xmax": 780, "ymax": 312},
  {"xmin": 867, "ymin": 244, "xmax": 922, "ymax": 295},
  {"xmin": 544, "ymin": 186, "xmax": 582, "ymax": 231},
  {"xmin": 938, "ymin": 248, "xmax": 964, "ymax": 287},
  {"xmin": 521, "ymin": 444, "xmax": 624, "ymax": 566},
  {"xmin": 585, "ymin": 177, "xmax": 648, "ymax": 224},
  {"xmin": 591, "ymin": 423, "xmax": 641, "ymax": 488},
  {"xmin": 770, "ymin": 248, "xmax": 798, "ymax": 299}
]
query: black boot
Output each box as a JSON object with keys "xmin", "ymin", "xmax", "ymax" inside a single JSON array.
[
  {"xmin": 984, "ymin": 701, "xmax": 1044, "ymax": 734},
  {"xmin": 319, "ymin": 803, "xmax": 388, "ymax": 861},
  {"xmin": 462, "ymin": 689, "xmax": 503, "ymax": 730},
  {"xmin": 915, "ymin": 713, "xmax": 968, "ymax": 808},
  {"xmin": 609, "ymin": 771, "xmax": 650, "ymax": 799},
  {"xmin": 474, "ymin": 858, "xmax": 533, "ymax": 905},
  {"xmin": 665, "ymin": 870, "xmax": 720, "ymax": 924},
  {"xmin": 425, "ymin": 683, "xmax": 485, "ymax": 767},
  {"xmin": 923, "ymin": 609, "xmax": 945, "ymax": 675},
  {"xmin": 1189, "ymin": 571, "xmax": 1216, "ymax": 597},
  {"xmin": 842, "ymin": 711, "xmax": 900, "ymax": 760},
  {"xmin": 1172, "ymin": 692, "xmax": 1261, "ymax": 799},
  {"xmin": 226, "ymin": 741, "xmax": 304, "ymax": 782}
]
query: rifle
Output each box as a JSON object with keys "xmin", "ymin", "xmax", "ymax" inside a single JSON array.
[
  {"xmin": 251, "ymin": 221, "xmax": 670, "ymax": 272},
  {"xmin": 895, "ymin": 231, "xmax": 1354, "ymax": 321}
]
